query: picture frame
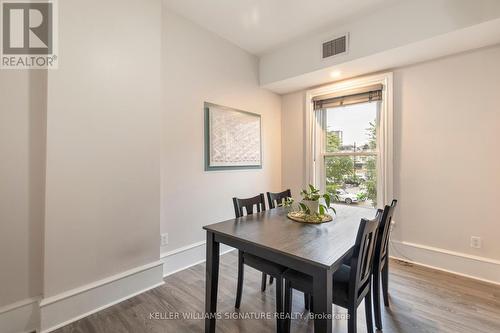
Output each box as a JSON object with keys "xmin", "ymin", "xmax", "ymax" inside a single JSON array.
[{"xmin": 204, "ymin": 102, "xmax": 262, "ymax": 171}]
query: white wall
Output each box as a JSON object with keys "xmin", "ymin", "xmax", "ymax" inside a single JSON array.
[
  {"xmin": 1, "ymin": 3, "xmax": 281, "ymax": 330},
  {"xmin": 161, "ymin": 10, "xmax": 282, "ymax": 253},
  {"xmin": 281, "ymin": 45, "xmax": 500, "ymax": 269},
  {"xmin": 260, "ymin": 0, "xmax": 500, "ymax": 87},
  {"xmin": 0, "ymin": 71, "xmax": 46, "ymax": 308},
  {"xmin": 281, "ymin": 91, "xmax": 305, "ymax": 199},
  {"xmin": 392, "ymin": 45, "xmax": 500, "ymax": 260},
  {"xmin": 43, "ymin": 0, "xmax": 162, "ymax": 297}
]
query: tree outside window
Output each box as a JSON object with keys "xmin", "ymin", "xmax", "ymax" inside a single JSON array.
[{"xmin": 323, "ymin": 103, "xmax": 378, "ymax": 208}]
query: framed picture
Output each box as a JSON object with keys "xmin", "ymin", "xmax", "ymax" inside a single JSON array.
[{"xmin": 204, "ymin": 102, "xmax": 262, "ymax": 171}]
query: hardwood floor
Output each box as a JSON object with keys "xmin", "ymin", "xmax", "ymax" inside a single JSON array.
[{"xmin": 54, "ymin": 251, "xmax": 500, "ymax": 333}]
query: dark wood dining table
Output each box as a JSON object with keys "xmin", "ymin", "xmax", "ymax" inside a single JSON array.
[{"xmin": 203, "ymin": 205, "xmax": 376, "ymax": 333}]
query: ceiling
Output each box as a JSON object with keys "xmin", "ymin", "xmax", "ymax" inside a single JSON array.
[{"xmin": 164, "ymin": 0, "xmax": 398, "ymax": 55}]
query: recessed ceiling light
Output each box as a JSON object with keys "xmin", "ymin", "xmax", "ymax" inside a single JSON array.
[{"xmin": 330, "ymin": 70, "xmax": 341, "ymax": 78}]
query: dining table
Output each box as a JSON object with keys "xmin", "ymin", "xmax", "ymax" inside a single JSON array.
[{"xmin": 203, "ymin": 204, "xmax": 376, "ymax": 333}]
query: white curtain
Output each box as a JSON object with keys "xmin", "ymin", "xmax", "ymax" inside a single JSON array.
[
  {"xmin": 377, "ymin": 101, "xmax": 393, "ymax": 208},
  {"xmin": 376, "ymin": 80, "xmax": 394, "ymax": 209}
]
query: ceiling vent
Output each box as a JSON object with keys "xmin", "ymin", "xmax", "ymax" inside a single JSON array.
[{"xmin": 322, "ymin": 34, "xmax": 348, "ymax": 59}]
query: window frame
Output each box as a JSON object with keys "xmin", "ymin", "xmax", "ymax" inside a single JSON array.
[{"xmin": 305, "ymin": 73, "xmax": 393, "ymax": 209}]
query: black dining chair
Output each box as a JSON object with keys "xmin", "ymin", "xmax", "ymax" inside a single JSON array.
[
  {"xmin": 283, "ymin": 212, "xmax": 382, "ymax": 333},
  {"xmin": 372, "ymin": 199, "xmax": 397, "ymax": 330},
  {"xmin": 232, "ymin": 194, "xmax": 286, "ymax": 331},
  {"xmin": 267, "ymin": 189, "xmax": 292, "ymax": 209},
  {"xmin": 264, "ymin": 189, "xmax": 292, "ymax": 286}
]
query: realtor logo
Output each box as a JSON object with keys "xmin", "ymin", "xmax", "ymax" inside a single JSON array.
[{"xmin": 1, "ymin": 0, "xmax": 58, "ymax": 69}]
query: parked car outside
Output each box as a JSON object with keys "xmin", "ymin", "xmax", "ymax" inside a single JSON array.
[{"xmin": 334, "ymin": 189, "xmax": 359, "ymax": 204}]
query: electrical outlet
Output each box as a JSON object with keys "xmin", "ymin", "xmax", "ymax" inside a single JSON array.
[
  {"xmin": 470, "ymin": 236, "xmax": 482, "ymax": 249},
  {"xmin": 161, "ymin": 233, "xmax": 168, "ymax": 246}
]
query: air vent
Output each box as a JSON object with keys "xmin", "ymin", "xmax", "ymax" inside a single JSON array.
[{"xmin": 322, "ymin": 34, "xmax": 348, "ymax": 59}]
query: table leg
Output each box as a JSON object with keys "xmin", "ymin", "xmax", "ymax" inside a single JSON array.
[
  {"xmin": 313, "ymin": 268, "xmax": 332, "ymax": 333},
  {"xmin": 205, "ymin": 231, "xmax": 220, "ymax": 333}
]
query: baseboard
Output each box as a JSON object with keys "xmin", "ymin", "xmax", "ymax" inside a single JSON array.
[
  {"xmin": 390, "ymin": 240, "xmax": 500, "ymax": 285},
  {"xmin": 161, "ymin": 241, "xmax": 235, "ymax": 277},
  {"xmin": 39, "ymin": 260, "xmax": 164, "ymax": 333},
  {"xmin": 0, "ymin": 297, "xmax": 40, "ymax": 333}
]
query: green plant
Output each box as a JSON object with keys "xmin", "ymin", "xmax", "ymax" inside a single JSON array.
[
  {"xmin": 356, "ymin": 191, "xmax": 368, "ymax": 201},
  {"xmin": 281, "ymin": 197, "xmax": 294, "ymax": 209},
  {"xmin": 300, "ymin": 184, "xmax": 322, "ymax": 201},
  {"xmin": 325, "ymin": 183, "xmax": 339, "ymax": 195},
  {"xmin": 365, "ymin": 122, "xmax": 378, "ymax": 207},
  {"xmin": 299, "ymin": 184, "xmax": 335, "ymax": 215},
  {"xmin": 344, "ymin": 175, "xmax": 361, "ymax": 186},
  {"xmin": 325, "ymin": 156, "xmax": 354, "ymax": 184},
  {"xmin": 365, "ymin": 157, "xmax": 377, "ymax": 207}
]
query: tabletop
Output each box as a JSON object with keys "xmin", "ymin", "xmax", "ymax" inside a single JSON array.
[{"xmin": 203, "ymin": 205, "xmax": 377, "ymax": 269}]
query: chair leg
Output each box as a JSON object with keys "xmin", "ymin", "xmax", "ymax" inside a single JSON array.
[
  {"xmin": 365, "ymin": 288, "xmax": 374, "ymax": 333},
  {"xmin": 373, "ymin": 271, "xmax": 383, "ymax": 330},
  {"xmin": 261, "ymin": 273, "xmax": 267, "ymax": 292},
  {"xmin": 275, "ymin": 277, "xmax": 283, "ymax": 333},
  {"xmin": 348, "ymin": 306, "xmax": 357, "ymax": 333},
  {"xmin": 284, "ymin": 280, "xmax": 292, "ymax": 333},
  {"xmin": 270, "ymin": 276, "xmax": 274, "ymax": 284},
  {"xmin": 235, "ymin": 251, "xmax": 244, "ymax": 309},
  {"xmin": 304, "ymin": 293, "xmax": 310, "ymax": 310},
  {"xmin": 382, "ymin": 261, "xmax": 390, "ymax": 307}
]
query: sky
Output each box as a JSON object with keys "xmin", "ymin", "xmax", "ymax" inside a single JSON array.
[{"xmin": 326, "ymin": 102, "xmax": 379, "ymax": 146}]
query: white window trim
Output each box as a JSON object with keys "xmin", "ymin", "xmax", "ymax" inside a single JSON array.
[{"xmin": 305, "ymin": 72, "xmax": 394, "ymax": 208}]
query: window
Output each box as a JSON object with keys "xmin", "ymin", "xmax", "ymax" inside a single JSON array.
[
  {"xmin": 306, "ymin": 73, "xmax": 393, "ymax": 210},
  {"xmin": 322, "ymin": 102, "xmax": 379, "ymax": 208}
]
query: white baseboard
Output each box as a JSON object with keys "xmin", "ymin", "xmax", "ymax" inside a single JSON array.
[
  {"xmin": 0, "ymin": 297, "xmax": 40, "ymax": 333},
  {"xmin": 39, "ymin": 260, "xmax": 164, "ymax": 333},
  {"xmin": 390, "ymin": 240, "xmax": 500, "ymax": 285},
  {"xmin": 161, "ymin": 241, "xmax": 235, "ymax": 277}
]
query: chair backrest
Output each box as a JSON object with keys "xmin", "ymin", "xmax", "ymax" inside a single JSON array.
[
  {"xmin": 375, "ymin": 199, "xmax": 398, "ymax": 267},
  {"xmin": 349, "ymin": 211, "xmax": 381, "ymax": 299},
  {"xmin": 233, "ymin": 194, "xmax": 266, "ymax": 218},
  {"xmin": 266, "ymin": 189, "xmax": 292, "ymax": 209}
]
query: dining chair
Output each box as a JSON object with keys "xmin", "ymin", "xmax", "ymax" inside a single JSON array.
[
  {"xmin": 372, "ymin": 199, "xmax": 397, "ymax": 330},
  {"xmin": 232, "ymin": 194, "xmax": 286, "ymax": 331},
  {"xmin": 265, "ymin": 189, "xmax": 292, "ymax": 286},
  {"xmin": 283, "ymin": 212, "xmax": 382, "ymax": 333},
  {"xmin": 267, "ymin": 189, "xmax": 292, "ymax": 209}
]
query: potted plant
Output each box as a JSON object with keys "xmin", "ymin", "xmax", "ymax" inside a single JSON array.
[
  {"xmin": 299, "ymin": 184, "xmax": 335, "ymax": 215},
  {"xmin": 282, "ymin": 196, "xmax": 295, "ymax": 212}
]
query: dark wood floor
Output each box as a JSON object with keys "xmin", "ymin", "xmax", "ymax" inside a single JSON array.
[{"xmin": 55, "ymin": 251, "xmax": 500, "ymax": 333}]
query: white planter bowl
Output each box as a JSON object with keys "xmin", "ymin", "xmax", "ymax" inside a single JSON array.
[{"xmin": 301, "ymin": 200, "xmax": 319, "ymax": 214}]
